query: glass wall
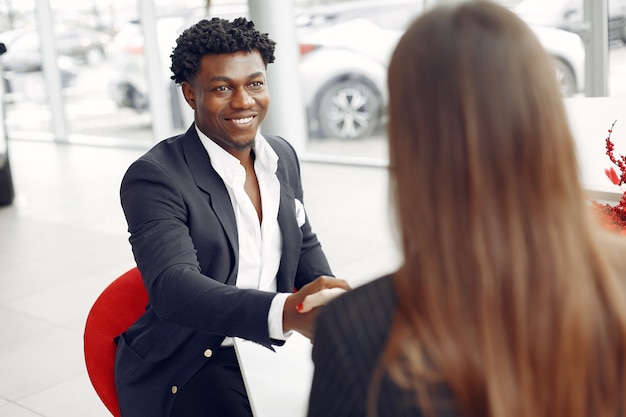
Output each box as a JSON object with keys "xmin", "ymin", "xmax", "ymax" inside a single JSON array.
[{"xmin": 0, "ymin": 0, "xmax": 622, "ymax": 163}]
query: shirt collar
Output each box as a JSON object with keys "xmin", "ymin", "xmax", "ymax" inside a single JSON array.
[{"xmin": 195, "ymin": 126, "xmax": 279, "ymax": 185}]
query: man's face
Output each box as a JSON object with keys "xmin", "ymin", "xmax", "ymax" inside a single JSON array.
[{"xmin": 182, "ymin": 50, "xmax": 270, "ymax": 157}]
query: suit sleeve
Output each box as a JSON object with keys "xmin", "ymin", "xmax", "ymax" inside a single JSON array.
[{"xmin": 121, "ymin": 157, "xmax": 277, "ymax": 347}]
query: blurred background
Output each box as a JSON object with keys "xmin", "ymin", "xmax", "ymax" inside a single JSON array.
[
  {"xmin": 0, "ymin": 1, "xmax": 623, "ymax": 416},
  {"xmin": 0, "ymin": 0, "xmax": 622, "ymax": 164}
]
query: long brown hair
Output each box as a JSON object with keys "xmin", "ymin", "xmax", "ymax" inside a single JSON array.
[{"xmin": 380, "ymin": 2, "xmax": 626, "ymax": 417}]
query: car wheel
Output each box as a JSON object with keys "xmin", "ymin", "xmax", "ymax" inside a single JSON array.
[
  {"xmin": 315, "ymin": 78, "xmax": 381, "ymax": 140},
  {"xmin": 553, "ymin": 58, "xmax": 576, "ymax": 97}
]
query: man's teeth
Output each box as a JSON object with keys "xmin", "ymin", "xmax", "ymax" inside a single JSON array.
[{"xmin": 232, "ymin": 117, "xmax": 253, "ymax": 124}]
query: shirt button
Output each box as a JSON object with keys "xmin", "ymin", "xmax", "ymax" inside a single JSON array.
[
  {"xmin": 171, "ymin": 385, "xmax": 178, "ymax": 394},
  {"xmin": 203, "ymin": 348, "xmax": 213, "ymax": 358}
]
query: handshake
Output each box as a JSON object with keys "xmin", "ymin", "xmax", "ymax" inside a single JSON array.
[
  {"xmin": 284, "ymin": 275, "xmax": 351, "ymax": 340},
  {"xmin": 296, "ymin": 287, "xmax": 348, "ymax": 313}
]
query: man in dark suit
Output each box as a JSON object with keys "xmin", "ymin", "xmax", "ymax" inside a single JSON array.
[{"xmin": 114, "ymin": 17, "xmax": 349, "ymax": 417}]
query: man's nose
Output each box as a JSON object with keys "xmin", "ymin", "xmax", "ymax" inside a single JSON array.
[{"xmin": 231, "ymin": 88, "xmax": 255, "ymax": 108}]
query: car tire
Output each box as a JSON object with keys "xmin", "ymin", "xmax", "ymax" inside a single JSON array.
[
  {"xmin": 315, "ymin": 77, "xmax": 381, "ymax": 140},
  {"xmin": 553, "ymin": 58, "xmax": 577, "ymax": 97}
]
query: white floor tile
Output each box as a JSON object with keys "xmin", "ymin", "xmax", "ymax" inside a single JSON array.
[
  {"xmin": 17, "ymin": 374, "xmax": 111, "ymax": 417},
  {"xmin": 0, "ymin": 326, "xmax": 84, "ymax": 401},
  {"xmin": 0, "ymin": 402, "xmax": 44, "ymax": 417}
]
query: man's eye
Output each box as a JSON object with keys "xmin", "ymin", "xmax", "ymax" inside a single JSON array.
[
  {"xmin": 215, "ymin": 86, "xmax": 230, "ymax": 92},
  {"xmin": 250, "ymin": 81, "xmax": 264, "ymax": 88}
]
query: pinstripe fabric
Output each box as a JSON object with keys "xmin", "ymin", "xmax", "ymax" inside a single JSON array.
[
  {"xmin": 308, "ymin": 275, "xmax": 392, "ymax": 416},
  {"xmin": 307, "ymin": 275, "xmax": 438, "ymax": 417}
]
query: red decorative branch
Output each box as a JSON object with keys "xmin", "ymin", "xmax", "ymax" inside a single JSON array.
[{"xmin": 591, "ymin": 120, "xmax": 626, "ymax": 234}]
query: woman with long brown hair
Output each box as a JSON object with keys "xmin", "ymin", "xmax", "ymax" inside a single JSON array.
[{"xmin": 307, "ymin": 1, "xmax": 626, "ymax": 416}]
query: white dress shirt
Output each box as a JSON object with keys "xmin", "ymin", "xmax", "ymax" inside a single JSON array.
[{"xmin": 196, "ymin": 126, "xmax": 291, "ymax": 345}]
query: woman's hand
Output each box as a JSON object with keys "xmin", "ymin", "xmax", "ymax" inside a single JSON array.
[{"xmin": 283, "ymin": 276, "xmax": 351, "ymax": 339}]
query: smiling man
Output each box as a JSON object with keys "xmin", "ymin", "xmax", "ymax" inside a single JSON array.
[{"xmin": 114, "ymin": 17, "xmax": 349, "ymax": 417}]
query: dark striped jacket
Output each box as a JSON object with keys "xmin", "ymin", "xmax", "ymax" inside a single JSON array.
[{"xmin": 308, "ymin": 274, "xmax": 456, "ymax": 417}]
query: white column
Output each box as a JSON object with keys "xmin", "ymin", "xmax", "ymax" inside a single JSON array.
[
  {"xmin": 248, "ymin": 0, "xmax": 308, "ymax": 155},
  {"xmin": 140, "ymin": 0, "xmax": 174, "ymax": 142},
  {"xmin": 583, "ymin": 0, "xmax": 608, "ymax": 96},
  {"xmin": 35, "ymin": 0, "xmax": 69, "ymax": 142}
]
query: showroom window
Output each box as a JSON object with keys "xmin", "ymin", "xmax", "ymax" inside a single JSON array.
[{"xmin": 0, "ymin": 0, "xmax": 620, "ymax": 164}]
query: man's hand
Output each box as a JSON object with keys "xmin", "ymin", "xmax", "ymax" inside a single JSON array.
[
  {"xmin": 283, "ymin": 276, "xmax": 351, "ymax": 339},
  {"xmin": 298, "ymin": 287, "xmax": 347, "ymax": 313}
]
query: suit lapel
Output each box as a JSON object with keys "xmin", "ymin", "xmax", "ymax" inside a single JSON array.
[
  {"xmin": 276, "ymin": 182, "xmax": 300, "ymax": 293},
  {"xmin": 181, "ymin": 126, "xmax": 239, "ymax": 282},
  {"xmin": 180, "ymin": 129, "xmax": 303, "ymax": 291},
  {"xmin": 272, "ymin": 140, "xmax": 301, "ymax": 293}
]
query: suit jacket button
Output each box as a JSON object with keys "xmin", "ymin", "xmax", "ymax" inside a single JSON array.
[
  {"xmin": 203, "ymin": 348, "xmax": 213, "ymax": 358},
  {"xmin": 171, "ymin": 385, "xmax": 178, "ymax": 394}
]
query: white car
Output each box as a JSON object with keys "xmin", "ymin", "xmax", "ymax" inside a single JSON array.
[
  {"xmin": 294, "ymin": 0, "xmax": 421, "ymax": 139},
  {"xmin": 530, "ymin": 24, "xmax": 586, "ymax": 96},
  {"xmin": 295, "ymin": 10, "xmax": 585, "ymax": 139},
  {"xmin": 296, "ymin": 18, "xmax": 405, "ymax": 139}
]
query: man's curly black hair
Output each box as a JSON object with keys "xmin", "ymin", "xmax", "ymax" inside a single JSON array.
[{"xmin": 170, "ymin": 17, "xmax": 276, "ymax": 84}]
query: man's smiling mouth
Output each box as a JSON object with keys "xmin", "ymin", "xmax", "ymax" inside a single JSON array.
[{"xmin": 231, "ymin": 116, "xmax": 254, "ymax": 124}]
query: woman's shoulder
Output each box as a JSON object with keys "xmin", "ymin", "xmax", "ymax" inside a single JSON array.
[
  {"xmin": 315, "ymin": 274, "xmax": 397, "ymax": 344},
  {"xmin": 343, "ymin": 274, "xmax": 395, "ymax": 305}
]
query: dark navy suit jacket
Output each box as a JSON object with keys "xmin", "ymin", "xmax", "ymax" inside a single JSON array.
[{"xmin": 115, "ymin": 125, "xmax": 332, "ymax": 417}]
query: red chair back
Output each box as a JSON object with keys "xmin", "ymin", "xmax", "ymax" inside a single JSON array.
[{"xmin": 84, "ymin": 267, "xmax": 148, "ymax": 417}]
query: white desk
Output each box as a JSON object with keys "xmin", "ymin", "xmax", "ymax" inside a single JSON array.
[{"xmin": 235, "ymin": 334, "xmax": 314, "ymax": 417}]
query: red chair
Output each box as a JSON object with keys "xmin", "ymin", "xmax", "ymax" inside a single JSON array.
[{"xmin": 84, "ymin": 267, "xmax": 148, "ymax": 417}]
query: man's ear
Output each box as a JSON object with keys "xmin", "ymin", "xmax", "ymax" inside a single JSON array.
[{"xmin": 181, "ymin": 81, "xmax": 196, "ymax": 110}]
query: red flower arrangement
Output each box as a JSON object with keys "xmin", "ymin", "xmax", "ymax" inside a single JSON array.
[{"xmin": 590, "ymin": 120, "xmax": 626, "ymax": 234}]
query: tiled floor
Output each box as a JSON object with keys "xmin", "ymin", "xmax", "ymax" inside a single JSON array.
[{"xmin": 0, "ymin": 138, "xmax": 400, "ymax": 416}]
